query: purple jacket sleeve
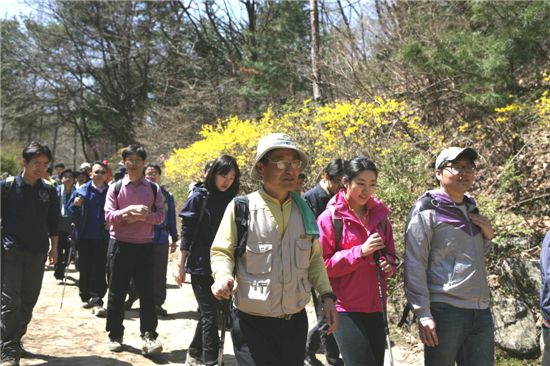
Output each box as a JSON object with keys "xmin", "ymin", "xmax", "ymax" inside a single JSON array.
[{"xmin": 104, "ymin": 184, "xmax": 125, "ymax": 225}]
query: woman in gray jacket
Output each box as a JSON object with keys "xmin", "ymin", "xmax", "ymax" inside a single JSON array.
[{"xmin": 404, "ymin": 147, "xmax": 495, "ymax": 366}]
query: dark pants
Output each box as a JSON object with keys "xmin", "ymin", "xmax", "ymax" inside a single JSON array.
[
  {"xmin": 425, "ymin": 302, "xmax": 494, "ymax": 366},
  {"xmin": 189, "ymin": 275, "xmax": 219, "ymax": 365},
  {"xmin": 231, "ymin": 308, "xmax": 308, "ymax": 366},
  {"xmin": 306, "ymin": 289, "xmax": 342, "ymax": 364},
  {"xmin": 78, "ymin": 238, "xmax": 108, "ymax": 306},
  {"xmin": 543, "ymin": 325, "xmax": 550, "ymax": 366},
  {"xmin": 126, "ymin": 242, "xmax": 169, "ymax": 306},
  {"xmin": 333, "ymin": 312, "xmax": 385, "ymax": 366},
  {"xmin": 1, "ymin": 248, "xmax": 46, "ymax": 359},
  {"xmin": 53, "ymin": 231, "xmax": 71, "ymax": 280},
  {"xmin": 105, "ymin": 239, "xmax": 157, "ymax": 340}
]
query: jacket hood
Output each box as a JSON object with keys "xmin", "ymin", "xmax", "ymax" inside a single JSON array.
[
  {"xmin": 326, "ymin": 189, "xmax": 390, "ymax": 230},
  {"xmin": 421, "ymin": 189, "xmax": 476, "ymax": 207}
]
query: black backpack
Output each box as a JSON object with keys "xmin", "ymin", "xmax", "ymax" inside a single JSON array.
[{"xmin": 233, "ymin": 195, "xmax": 250, "ymax": 259}]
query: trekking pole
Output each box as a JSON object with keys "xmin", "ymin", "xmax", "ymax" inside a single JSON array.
[
  {"xmin": 218, "ymin": 298, "xmax": 230, "ymax": 366},
  {"xmin": 59, "ymin": 244, "xmax": 74, "ymax": 310},
  {"xmin": 374, "ymin": 251, "xmax": 394, "ymax": 366}
]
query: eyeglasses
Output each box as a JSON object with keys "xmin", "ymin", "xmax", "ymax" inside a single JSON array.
[
  {"xmin": 442, "ymin": 165, "xmax": 476, "ymax": 174},
  {"xmin": 266, "ymin": 158, "xmax": 303, "ymax": 170},
  {"xmin": 94, "ymin": 170, "xmax": 106, "ymax": 175}
]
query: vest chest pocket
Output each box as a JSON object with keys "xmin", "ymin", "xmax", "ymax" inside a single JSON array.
[
  {"xmin": 245, "ymin": 243, "xmax": 272, "ymax": 274},
  {"xmin": 295, "ymin": 239, "xmax": 312, "ymax": 269}
]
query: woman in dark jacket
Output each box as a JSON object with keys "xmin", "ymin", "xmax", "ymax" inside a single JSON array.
[{"xmin": 174, "ymin": 155, "xmax": 240, "ymax": 366}]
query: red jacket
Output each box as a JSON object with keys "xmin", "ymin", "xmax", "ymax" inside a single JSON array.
[{"xmin": 317, "ymin": 189, "xmax": 397, "ymax": 313}]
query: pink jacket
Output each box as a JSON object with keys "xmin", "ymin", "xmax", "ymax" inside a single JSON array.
[{"xmin": 317, "ymin": 189, "xmax": 397, "ymax": 313}]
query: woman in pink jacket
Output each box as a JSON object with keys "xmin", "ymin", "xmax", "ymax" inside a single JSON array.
[{"xmin": 317, "ymin": 157, "xmax": 398, "ymax": 366}]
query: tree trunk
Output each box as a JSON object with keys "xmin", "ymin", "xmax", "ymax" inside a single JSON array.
[{"xmin": 310, "ymin": 0, "xmax": 322, "ymax": 103}]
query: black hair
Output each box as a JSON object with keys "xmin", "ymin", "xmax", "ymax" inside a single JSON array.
[
  {"xmin": 204, "ymin": 155, "xmax": 241, "ymax": 196},
  {"xmin": 298, "ymin": 173, "xmax": 306, "ymax": 180},
  {"xmin": 46, "ymin": 166, "xmax": 53, "ymax": 175},
  {"xmin": 204, "ymin": 160, "xmax": 215, "ymax": 174},
  {"xmin": 343, "ymin": 157, "xmax": 378, "ymax": 182},
  {"xmin": 113, "ymin": 165, "xmax": 127, "ymax": 181},
  {"xmin": 91, "ymin": 161, "xmax": 107, "ymax": 170},
  {"xmin": 54, "ymin": 163, "xmax": 65, "ymax": 169},
  {"xmin": 22, "ymin": 141, "xmax": 52, "ymax": 162},
  {"xmin": 144, "ymin": 163, "xmax": 162, "ymax": 175},
  {"xmin": 323, "ymin": 158, "xmax": 344, "ymax": 179},
  {"xmin": 122, "ymin": 144, "xmax": 147, "ymax": 161},
  {"xmin": 61, "ymin": 169, "xmax": 74, "ymax": 178}
]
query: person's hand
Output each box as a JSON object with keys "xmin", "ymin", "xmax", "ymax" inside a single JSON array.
[
  {"xmin": 48, "ymin": 248, "xmax": 58, "ymax": 265},
  {"xmin": 211, "ymin": 278, "xmax": 236, "ymax": 300},
  {"xmin": 173, "ymin": 265, "xmax": 186, "ymax": 287},
  {"xmin": 361, "ymin": 232, "xmax": 385, "ymax": 257},
  {"xmin": 378, "ymin": 257, "xmax": 393, "ymax": 274},
  {"xmin": 469, "ymin": 213, "xmax": 494, "ymax": 240},
  {"xmin": 73, "ymin": 196, "xmax": 83, "ymax": 207},
  {"xmin": 321, "ymin": 298, "xmax": 339, "ymax": 335},
  {"xmin": 122, "ymin": 212, "xmax": 141, "ymax": 223},
  {"xmin": 170, "ymin": 242, "xmax": 178, "ymax": 254},
  {"xmin": 418, "ymin": 317, "xmax": 438, "ymax": 347}
]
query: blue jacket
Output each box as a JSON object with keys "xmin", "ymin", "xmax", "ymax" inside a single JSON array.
[
  {"xmin": 540, "ymin": 229, "xmax": 550, "ymax": 322},
  {"xmin": 153, "ymin": 186, "xmax": 178, "ymax": 245},
  {"xmin": 179, "ymin": 184, "xmax": 234, "ymax": 275},
  {"xmin": 66, "ymin": 180, "xmax": 109, "ymax": 241}
]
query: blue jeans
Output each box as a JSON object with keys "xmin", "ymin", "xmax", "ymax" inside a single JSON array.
[{"xmin": 425, "ymin": 302, "xmax": 494, "ymax": 366}]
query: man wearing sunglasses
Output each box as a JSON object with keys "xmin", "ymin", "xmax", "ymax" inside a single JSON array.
[
  {"xmin": 404, "ymin": 147, "xmax": 495, "ymax": 366},
  {"xmin": 210, "ymin": 133, "xmax": 338, "ymax": 366},
  {"xmin": 67, "ymin": 161, "xmax": 110, "ymax": 318}
]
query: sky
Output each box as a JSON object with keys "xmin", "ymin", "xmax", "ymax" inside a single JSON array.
[{"xmin": 0, "ymin": 0, "xmax": 34, "ymax": 19}]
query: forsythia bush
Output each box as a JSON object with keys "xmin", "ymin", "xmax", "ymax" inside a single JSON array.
[
  {"xmin": 165, "ymin": 98, "xmax": 440, "ymax": 191},
  {"xmin": 164, "ymin": 91, "xmax": 548, "ymax": 244}
]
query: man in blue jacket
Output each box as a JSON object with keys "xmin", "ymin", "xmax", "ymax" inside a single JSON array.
[
  {"xmin": 67, "ymin": 161, "xmax": 110, "ymax": 317},
  {"xmin": 540, "ymin": 228, "xmax": 550, "ymax": 366}
]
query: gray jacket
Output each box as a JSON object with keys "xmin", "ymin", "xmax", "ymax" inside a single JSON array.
[{"xmin": 404, "ymin": 190, "xmax": 492, "ymax": 319}]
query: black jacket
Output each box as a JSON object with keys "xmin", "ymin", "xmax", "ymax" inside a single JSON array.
[
  {"xmin": 303, "ymin": 183, "xmax": 331, "ymax": 219},
  {"xmin": 179, "ymin": 184, "xmax": 234, "ymax": 275}
]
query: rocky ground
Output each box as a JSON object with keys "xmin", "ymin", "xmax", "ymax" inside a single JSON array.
[{"xmin": 18, "ymin": 253, "xmax": 423, "ymax": 366}]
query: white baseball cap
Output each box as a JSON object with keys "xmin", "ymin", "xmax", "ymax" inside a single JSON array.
[
  {"xmin": 251, "ymin": 133, "xmax": 308, "ymax": 180},
  {"xmin": 435, "ymin": 147, "xmax": 478, "ymax": 169}
]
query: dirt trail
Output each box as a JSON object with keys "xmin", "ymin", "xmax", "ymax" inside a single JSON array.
[{"xmin": 19, "ymin": 252, "xmax": 422, "ymax": 365}]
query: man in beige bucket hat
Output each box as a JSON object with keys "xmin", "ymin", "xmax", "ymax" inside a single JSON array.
[{"xmin": 210, "ymin": 133, "xmax": 338, "ymax": 366}]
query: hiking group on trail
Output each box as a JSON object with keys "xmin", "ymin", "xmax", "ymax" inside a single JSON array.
[{"xmin": 2, "ymin": 133, "xmax": 545, "ymax": 366}]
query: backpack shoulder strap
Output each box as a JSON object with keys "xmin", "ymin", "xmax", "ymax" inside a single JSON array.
[
  {"xmin": 114, "ymin": 180, "xmax": 123, "ymax": 210},
  {"xmin": 1, "ymin": 177, "xmax": 16, "ymax": 222},
  {"xmin": 416, "ymin": 196, "xmax": 437, "ymax": 212},
  {"xmin": 188, "ymin": 192, "xmax": 208, "ymax": 253},
  {"xmin": 329, "ymin": 206, "xmax": 343, "ymax": 250},
  {"xmin": 150, "ymin": 182, "xmax": 158, "ymax": 211},
  {"xmin": 233, "ymin": 195, "xmax": 250, "ymax": 258}
]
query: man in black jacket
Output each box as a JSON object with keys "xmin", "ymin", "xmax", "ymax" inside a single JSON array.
[{"xmin": 1, "ymin": 142, "xmax": 60, "ymax": 366}]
